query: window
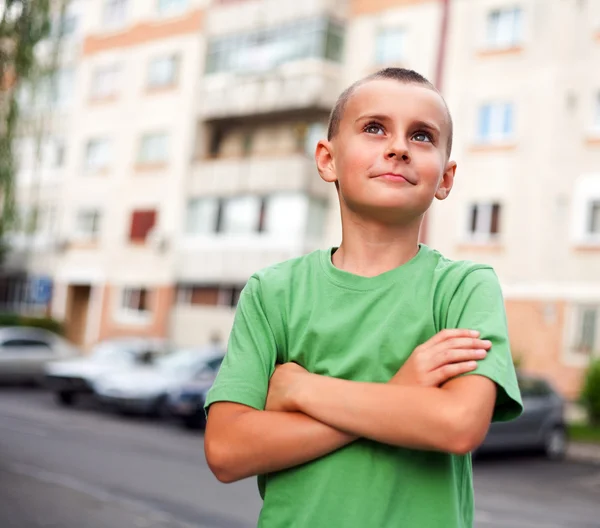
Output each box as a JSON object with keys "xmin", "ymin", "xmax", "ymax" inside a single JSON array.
[
  {"xmin": 467, "ymin": 203, "xmax": 501, "ymax": 241},
  {"xmin": 74, "ymin": 209, "xmax": 101, "ymax": 242},
  {"xmin": 44, "ymin": 139, "xmax": 65, "ymax": 168},
  {"xmin": 158, "ymin": 0, "xmax": 188, "ymax": 16},
  {"xmin": 574, "ymin": 306, "xmax": 599, "ymax": 355},
  {"xmin": 206, "ymin": 18, "xmax": 345, "ymax": 75},
  {"xmin": 518, "ymin": 377, "xmax": 553, "ymax": 397},
  {"xmin": 263, "ymin": 194, "xmax": 306, "ymax": 237},
  {"xmin": 121, "ymin": 288, "xmax": 152, "ymax": 314},
  {"xmin": 129, "ymin": 209, "xmax": 157, "ymax": 242},
  {"xmin": 177, "ymin": 285, "xmax": 244, "ymax": 308},
  {"xmin": 147, "ymin": 55, "xmax": 179, "ymax": 88},
  {"xmin": 85, "ymin": 139, "xmax": 112, "ymax": 172},
  {"xmin": 486, "ymin": 7, "xmax": 523, "ymax": 49},
  {"xmin": 138, "ymin": 133, "xmax": 169, "ymax": 164},
  {"xmin": 375, "ymin": 28, "xmax": 406, "ymax": 65},
  {"xmin": 103, "ymin": 0, "xmax": 128, "ymax": 29},
  {"xmin": 0, "ymin": 339, "xmax": 52, "ymax": 351},
  {"xmin": 221, "ymin": 196, "xmax": 261, "ymax": 234},
  {"xmin": 588, "ymin": 201, "xmax": 600, "ymax": 236},
  {"xmin": 50, "ymin": 68, "xmax": 74, "ymax": 108},
  {"xmin": 477, "ymin": 103, "xmax": 514, "ymax": 143},
  {"xmin": 186, "ymin": 198, "xmax": 220, "ymax": 234},
  {"xmin": 91, "ymin": 65, "xmax": 120, "ymax": 99}
]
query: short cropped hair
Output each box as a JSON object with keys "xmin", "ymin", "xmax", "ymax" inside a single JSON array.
[{"xmin": 327, "ymin": 68, "xmax": 453, "ymax": 158}]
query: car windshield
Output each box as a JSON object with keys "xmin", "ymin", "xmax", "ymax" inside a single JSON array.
[{"xmin": 155, "ymin": 349, "xmax": 208, "ymax": 376}]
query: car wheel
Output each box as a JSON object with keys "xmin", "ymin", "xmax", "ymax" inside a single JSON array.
[
  {"xmin": 150, "ymin": 395, "xmax": 170, "ymax": 419},
  {"xmin": 182, "ymin": 413, "xmax": 206, "ymax": 430},
  {"xmin": 56, "ymin": 391, "xmax": 76, "ymax": 407},
  {"xmin": 544, "ymin": 426, "xmax": 567, "ymax": 460}
]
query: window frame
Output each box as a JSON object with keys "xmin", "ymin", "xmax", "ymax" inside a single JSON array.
[
  {"xmin": 74, "ymin": 209, "xmax": 102, "ymax": 242},
  {"xmin": 477, "ymin": 102, "xmax": 515, "ymax": 144},
  {"xmin": 84, "ymin": 138, "xmax": 112, "ymax": 172},
  {"xmin": 103, "ymin": 0, "xmax": 128, "ymax": 30},
  {"xmin": 465, "ymin": 202, "xmax": 502, "ymax": 243},
  {"xmin": 147, "ymin": 54, "xmax": 180, "ymax": 89},
  {"xmin": 485, "ymin": 6, "xmax": 523, "ymax": 50},
  {"xmin": 137, "ymin": 132, "xmax": 169, "ymax": 165}
]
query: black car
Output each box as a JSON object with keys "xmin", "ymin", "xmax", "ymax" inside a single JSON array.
[
  {"xmin": 167, "ymin": 355, "xmax": 223, "ymax": 429},
  {"xmin": 476, "ymin": 373, "xmax": 567, "ymax": 459}
]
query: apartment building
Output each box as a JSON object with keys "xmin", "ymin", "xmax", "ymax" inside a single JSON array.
[
  {"xmin": 46, "ymin": 0, "xmax": 206, "ymax": 346},
  {"xmin": 169, "ymin": 0, "xmax": 348, "ymax": 346},
  {"xmin": 7, "ymin": 0, "xmax": 599, "ymax": 398},
  {"xmin": 430, "ymin": 0, "xmax": 600, "ymax": 398}
]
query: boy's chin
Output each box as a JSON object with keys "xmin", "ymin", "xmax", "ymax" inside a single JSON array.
[{"xmin": 345, "ymin": 199, "xmax": 425, "ymax": 225}]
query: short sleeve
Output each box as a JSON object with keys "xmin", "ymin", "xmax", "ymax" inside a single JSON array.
[
  {"xmin": 204, "ymin": 276, "xmax": 278, "ymax": 412},
  {"xmin": 445, "ymin": 268, "xmax": 523, "ymax": 423}
]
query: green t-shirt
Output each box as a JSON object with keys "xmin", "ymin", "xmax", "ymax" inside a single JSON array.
[{"xmin": 205, "ymin": 244, "xmax": 523, "ymax": 528}]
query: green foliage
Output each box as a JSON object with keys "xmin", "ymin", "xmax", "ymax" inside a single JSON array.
[
  {"xmin": 0, "ymin": 0, "xmax": 53, "ymax": 241},
  {"xmin": 0, "ymin": 311, "xmax": 64, "ymax": 335},
  {"xmin": 581, "ymin": 359, "xmax": 600, "ymax": 426}
]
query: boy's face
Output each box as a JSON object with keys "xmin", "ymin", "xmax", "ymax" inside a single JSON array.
[{"xmin": 317, "ymin": 79, "xmax": 456, "ymax": 224}]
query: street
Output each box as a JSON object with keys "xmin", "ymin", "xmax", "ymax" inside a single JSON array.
[{"xmin": 0, "ymin": 389, "xmax": 599, "ymax": 528}]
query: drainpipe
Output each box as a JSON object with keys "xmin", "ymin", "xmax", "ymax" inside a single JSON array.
[{"xmin": 420, "ymin": 0, "xmax": 451, "ymax": 245}]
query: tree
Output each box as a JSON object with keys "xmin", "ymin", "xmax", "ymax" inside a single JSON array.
[{"xmin": 0, "ymin": 0, "xmax": 53, "ymax": 266}]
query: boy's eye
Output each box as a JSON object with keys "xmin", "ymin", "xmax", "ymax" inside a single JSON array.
[
  {"xmin": 364, "ymin": 123, "xmax": 385, "ymax": 135},
  {"xmin": 412, "ymin": 131, "xmax": 433, "ymax": 143}
]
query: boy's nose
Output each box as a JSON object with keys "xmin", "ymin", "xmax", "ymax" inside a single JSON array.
[{"xmin": 385, "ymin": 144, "xmax": 411, "ymax": 163}]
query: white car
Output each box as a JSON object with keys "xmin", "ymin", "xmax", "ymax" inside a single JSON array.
[
  {"xmin": 94, "ymin": 346, "xmax": 225, "ymax": 417},
  {"xmin": 45, "ymin": 337, "xmax": 170, "ymax": 406},
  {"xmin": 0, "ymin": 326, "xmax": 79, "ymax": 385}
]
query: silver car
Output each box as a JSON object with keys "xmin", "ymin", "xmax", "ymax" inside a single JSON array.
[
  {"xmin": 0, "ymin": 326, "xmax": 79, "ymax": 385},
  {"xmin": 95, "ymin": 346, "xmax": 225, "ymax": 417},
  {"xmin": 45, "ymin": 337, "xmax": 170, "ymax": 406},
  {"xmin": 476, "ymin": 374, "xmax": 567, "ymax": 460}
]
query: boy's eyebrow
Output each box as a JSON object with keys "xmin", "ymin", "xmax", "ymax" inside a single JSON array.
[
  {"xmin": 354, "ymin": 114, "xmax": 391, "ymax": 124},
  {"xmin": 411, "ymin": 120, "xmax": 441, "ymax": 135}
]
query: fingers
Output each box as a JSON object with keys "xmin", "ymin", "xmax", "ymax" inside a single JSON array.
[
  {"xmin": 432, "ymin": 361, "xmax": 479, "ymax": 386},
  {"xmin": 430, "ymin": 348, "xmax": 487, "ymax": 371}
]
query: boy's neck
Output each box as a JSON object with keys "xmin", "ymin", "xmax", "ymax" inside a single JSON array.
[{"xmin": 332, "ymin": 215, "xmax": 422, "ymax": 278}]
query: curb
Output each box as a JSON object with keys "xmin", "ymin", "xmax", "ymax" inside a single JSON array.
[{"xmin": 566, "ymin": 442, "xmax": 600, "ymax": 465}]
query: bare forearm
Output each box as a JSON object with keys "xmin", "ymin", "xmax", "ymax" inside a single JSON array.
[
  {"xmin": 205, "ymin": 406, "xmax": 356, "ymax": 483},
  {"xmin": 293, "ymin": 375, "xmax": 478, "ymax": 454}
]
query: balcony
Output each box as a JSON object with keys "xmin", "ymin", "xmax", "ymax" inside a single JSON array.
[
  {"xmin": 176, "ymin": 238, "xmax": 321, "ymax": 283},
  {"xmin": 189, "ymin": 154, "xmax": 330, "ymax": 198},
  {"xmin": 198, "ymin": 61, "xmax": 341, "ymax": 120}
]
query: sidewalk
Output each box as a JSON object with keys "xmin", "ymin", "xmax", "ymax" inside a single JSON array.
[{"xmin": 567, "ymin": 442, "xmax": 600, "ymax": 465}]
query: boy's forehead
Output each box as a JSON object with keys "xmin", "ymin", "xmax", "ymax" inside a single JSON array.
[{"xmin": 341, "ymin": 79, "xmax": 449, "ymax": 130}]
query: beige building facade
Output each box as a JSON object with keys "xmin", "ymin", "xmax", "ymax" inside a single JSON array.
[{"xmin": 9, "ymin": 0, "xmax": 600, "ymax": 398}]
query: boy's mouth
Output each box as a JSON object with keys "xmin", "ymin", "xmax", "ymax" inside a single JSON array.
[{"xmin": 376, "ymin": 173, "xmax": 414, "ymax": 184}]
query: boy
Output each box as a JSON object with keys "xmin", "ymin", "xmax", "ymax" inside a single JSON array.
[{"xmin": 204, "ymin": 68, "xmax": 523, "ymax": 527}]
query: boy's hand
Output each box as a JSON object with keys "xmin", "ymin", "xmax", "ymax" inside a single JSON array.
[
  {"xmin": 266, "ymin": 362, "xmax": 309, "ymax": 413},
  {"xmin": 391, "ymin": 329, "xmax": 491, "ymax": 388}
]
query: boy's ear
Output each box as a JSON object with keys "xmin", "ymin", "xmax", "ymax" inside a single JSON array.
[
  {"xmin": 435, "ymin": 160, "xmax": 457, "ymax": 201},
  {"xmin": 315, "ymin": 139, "xmax": 337, "ymax": 184}
]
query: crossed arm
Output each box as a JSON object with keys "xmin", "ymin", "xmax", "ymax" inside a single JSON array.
[{"xmin": 205, "ymin": 330, "xmax": 497, "ymax": 483}]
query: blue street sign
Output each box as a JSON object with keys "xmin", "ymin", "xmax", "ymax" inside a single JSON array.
[{"xmin": 29, "ymin": 276, "xmax": 53, "ymax": 305}]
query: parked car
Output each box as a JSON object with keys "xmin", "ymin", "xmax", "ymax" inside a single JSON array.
[
  {"xmin": 94, "ymin": 346, "xmax": 225, "ymax": 417},
  {"xmin": 167, "ymin": 355, "xmax": 224, "ymax": 429},
  {"xmin": 45, "ymin": 337, "xmax": 170, "ymax": 406},
  {"xmin": 476, "ymin": 373, "xmax": 567, "ymax": 459},
  {"xmin": 0, "ymin": 326, "xmax": 79, "ymax": 385}
]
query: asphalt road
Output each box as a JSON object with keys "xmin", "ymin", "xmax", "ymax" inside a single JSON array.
[{"xmin": 0, "ymin": 389, "xmax": 599, "ymax": 528}]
